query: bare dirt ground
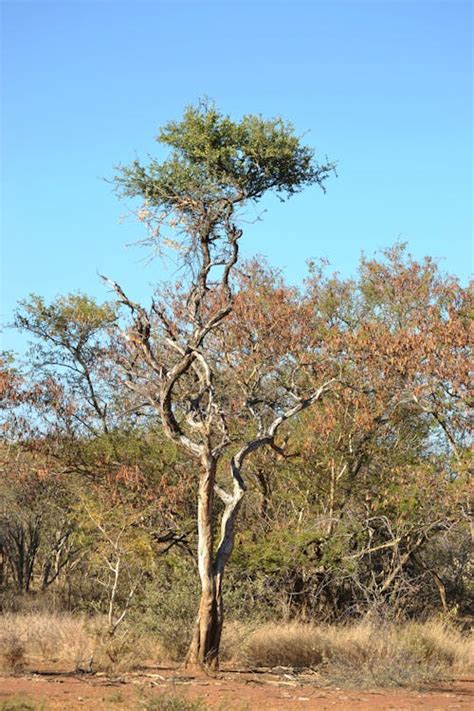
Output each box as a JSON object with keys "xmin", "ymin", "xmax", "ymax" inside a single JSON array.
[{"xmin": 0, "ymin": 668, "xmax": 472, "ymax": 710}]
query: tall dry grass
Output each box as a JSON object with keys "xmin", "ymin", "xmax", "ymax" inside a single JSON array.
[
  {"xmin": 0, "ymin": 613, "xmax": 94, "ymax": 673},
  {"xmin": 0, "ymin": 612, "xmax": 162, "ymax": 673},
  {"xmin": 226, "ymin": 619, "xmax": 473, "ymax": 687}
]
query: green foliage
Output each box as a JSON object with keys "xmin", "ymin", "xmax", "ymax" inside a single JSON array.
[
  {"xmin": 15, "ymin": 293, "xmax": 116, "ymax": 344},
  {"xmin": 70, "ymin": 484, "xmax": 156, "ymax": 627},
  {"xmin": 115, "ymin": 99, "xmax": 334, "ymax": 211},
  {"xmin": 132, "ymin": 555, "xmax": 199, "ymax": 660},
  {"xmin": 73, "ymin": 493, "xmax": 154, "ymax": 568},
  {"xmin": 13, "ymin": 292, "xmax": 118, "ymax": 439},
  {"xmin": 231, "ymin": 528, "xmax": 327, "ymax": 575}
]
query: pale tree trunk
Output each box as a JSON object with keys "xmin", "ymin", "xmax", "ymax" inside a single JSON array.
[
  {"xmin": 186, "ymin": 459, "xmax": 245, "ymax": 670},
  {"xmin": 185, "ymin": 382, "xmax": 335, "ymax": 669},
  {"xmin": 186, "ymin": 579, "xmax": 221, "ymax": 669},
  {"xmin": 186, "ymin": 457, "xmax": 221, "ymax": 669}
]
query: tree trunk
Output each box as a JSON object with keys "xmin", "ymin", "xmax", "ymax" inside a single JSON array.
[
  {"xmin": 186, "ymin": 577, "xmax": 223, "ymax": 669},
  {"xmin": 186, "ymin": 458, "xmax": 245, "ymax": 670},
  {"xmin": 186, "ymin": 457, "xmax": 222, "ymax": 669}
]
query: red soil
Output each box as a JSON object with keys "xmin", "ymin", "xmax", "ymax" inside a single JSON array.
[{"xmin": 0, "ymin": 669, "xmax": 472, "ymax": 710}]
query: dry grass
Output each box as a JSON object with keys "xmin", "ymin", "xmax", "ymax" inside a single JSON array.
[
  {"xmin": 92, "ymin": 626, "xmax": 163, "ymax": 673},
  {"xmin": 0, "ymin": 613, "xmax": 93, "ymax": 673},
  {"xmin": 230, "ymin": 618, "xmax": 473, "ymax": 688},
  {"xmin": 0, "ymin": 632, "xmax": 26, "ymax": 673},
  {"xmin": 400, "ymin": 619, "xmax": 473, "ymax": 668},
  {"xmin": 138, "ymin": 692, "xmax": 209, "ymax": 711},
  {"xmin": 226, "ymin": 622, "xmax": 325, "ymax": 668},
  {"xmin": 0, "ymin": 699, "xmax": 45, "ymax": 711},
  {"xmin": 0, "ymin": 612, "xmax": 162, "ymax": 674},
  {"xmin": 1, "ymin": 612, "xmax": 471, "ymax": 688}
]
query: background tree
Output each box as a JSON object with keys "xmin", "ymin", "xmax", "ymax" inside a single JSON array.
[
  {"xmin": 1, "ymin": 296, "xmax": 196, "ymax": 613},
  {"xmin": 224, "ymin": 247, "xmax": 472, "ymax": 621},
  {"xmin": 14, "ymin": 294, "xmax": 118, "ymax": 439}
]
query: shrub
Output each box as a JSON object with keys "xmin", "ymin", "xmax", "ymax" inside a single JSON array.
[
  {"xmin": 92, "ymin": 625, "xmax": 161, "ymax": 673},
  {"xmin": 132, "ymin": 558, "xmax": 199, "ymax": 662}
]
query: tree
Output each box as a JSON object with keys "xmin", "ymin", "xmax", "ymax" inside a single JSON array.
[
  {"xmin": 230, "ymin": 247, "xmax": 472, "ymax": 620},
  {"xmin": 6, "ymin": 296, "xmax": 197, "ymax": 606},
  {"xmin": 108, "ymin": 100, "xmax": 335, "ymax": 667},
  {"xmin": 74, "ymin": 487, "xmax": 154, "ymax": 638},
  {"xmin": 14, "ymin": 294, "xmax": 118, "ymax": 438}
]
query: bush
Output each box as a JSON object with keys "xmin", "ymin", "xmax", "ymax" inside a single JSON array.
[
  {"xmin": 91, "ymin": 625, "xmax": 161, "ymax": 673},
  {"xmin": 401, "ymin": 619, "xmax": 473, "ymax": 670},
  {"xmin": 132, "ymin": 557, "xmax": 199, "ymax": 661}
]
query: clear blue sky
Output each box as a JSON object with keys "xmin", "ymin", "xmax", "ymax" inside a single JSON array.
[{"xmin": 1, "ymin": 0, "xmax": 472, "ymax": 354}]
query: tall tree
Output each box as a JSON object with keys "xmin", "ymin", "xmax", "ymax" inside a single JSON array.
[{"xmin": 109, "ymin": 100, "xmax": 335, "ymax": 667}]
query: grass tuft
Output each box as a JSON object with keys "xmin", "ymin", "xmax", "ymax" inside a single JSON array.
[
  {"xmin": 0, "ymin": 612, "xmax": 93, "ymax": 672},
  {"xmin": 0, "ymin": 699, "xmax": 44, "ymax": 711},
  {"xmin": 238, "ymin": 622, "xmax": 325, "ymax": 669},
  {"xmin": 138, "ymin": 692, "xmax": 208, "ymax": 711}
]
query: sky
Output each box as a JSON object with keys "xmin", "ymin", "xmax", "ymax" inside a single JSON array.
[{"xmin": 1, "ymin": 0, "xmax": 472, "ymax": 354}]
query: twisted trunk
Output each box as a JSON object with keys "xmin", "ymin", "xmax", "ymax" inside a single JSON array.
[
  {"xmin": 186, "ymin": 459, "xmax": 245, "ymax": 669},
  {"xmin": 184, "ymin": 382, "xmax": 334, "ymax": 668},
  {"xmin": 186, "ymin": 458, "xmax": 220, "ymax": 668}
]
